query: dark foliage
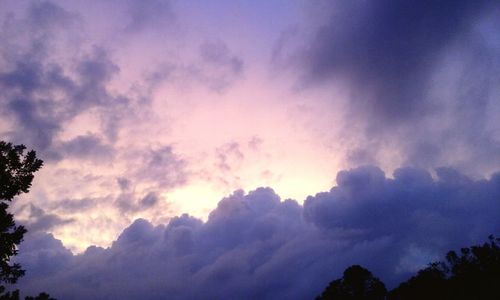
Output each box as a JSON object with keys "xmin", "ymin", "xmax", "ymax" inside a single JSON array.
[
  {"xmin": 389, "ymin": 235, "xmax": 500, "ymax": 300},
  {"xmin": 316, "ymin": 265, "xmax": 387, "ymax": 300},
  {"xmin": 318, "ymin": 236, "xmax": 500, "ymax": 300},
  {"xmin": 0, "ymin": 142, "xmax": 42, "ymax": 286},
  {"xmin": 0, "ymin": 288, "xmax": 55, "ymax": 300},
  {"xmin": 25, "ymin": 292, "xmax": 55, "ymax": 300},
  {"xmin": 0, "ymin": 142, "xmax": 43, "ymax": 202},
  {"xmin": 387, "ymin": 262, "xmax": 449, "ymax": 300},
  {"xmin": 0, "ymin": 142, "xmax": 54, "ymax": 300},
  {"xmin": 0, "ymin": 203, "xmax": 26, "ymax": 285}
]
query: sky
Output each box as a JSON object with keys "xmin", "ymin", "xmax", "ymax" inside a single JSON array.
[{"xmin": 0, "ymin": 0, "xmax": 499, "ymax": 299}]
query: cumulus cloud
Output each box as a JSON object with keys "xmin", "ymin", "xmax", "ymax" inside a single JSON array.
[
  {"xmin": 16, "ymin": 232, "xmax": 74, "ymax": 281},
  {"xmin": 14, "ymin": 166, "xmax": 500, "ymax": 299}
]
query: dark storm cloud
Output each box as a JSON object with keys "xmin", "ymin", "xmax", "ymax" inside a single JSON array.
[
  {"xmin": 16, "ymin": 232, "xmax": 74, "ymax": 279},
  {"xmin": 284, "ymin": 0, "xmax": 500, "ymax": 173},
  {"xmin": 15, "ymin": 166, "xmax": 500, "ymax": 299},
  {"xmin": 300, "ymin": 0, "xmax": 496, "ymax": 120},
  {"xmin": 304, "ymin": 166, "xmax": 500, "ymax": 250},
  {"xmin": 4, "ymin": 96, "xmax": 61, "ymax": 154}
]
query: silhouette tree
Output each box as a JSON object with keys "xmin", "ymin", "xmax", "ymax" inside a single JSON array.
[
  {"xmin": 388, "ymin": 235, "xmax": 500, "ymax": 300},
  {"xmin": 0, "ymin": 141, "xmax": 55, "ymax": 300},
  {"xmin": 316, "ymin": 265, "xmax": 387, "ymax": 300},
  {"xmin": 387, "ymin": 262, "xmax": 449, "ymax": 300},
  {"xmin": 445, "ymin": 235, "xmax": 500, "ymax": 299}
]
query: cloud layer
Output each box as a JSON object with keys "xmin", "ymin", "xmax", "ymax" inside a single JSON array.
[
  {"xmin": 300, "ymin": 0, "xmax": 497, "ymax": 118},
  {"xmin": 274, "ymin": 0, "xmax": 500, "ymax": 174},
  {"xmin": 15, "ymin": 166, "xmax": 500, "ymax": 299}
]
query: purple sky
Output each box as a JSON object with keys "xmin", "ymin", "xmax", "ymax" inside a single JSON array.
[{"xmin": 1, "ymin": 0, "xmax": 499, "ymax": 299}]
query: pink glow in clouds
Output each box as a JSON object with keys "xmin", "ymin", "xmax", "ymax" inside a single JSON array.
[{"xmin": 1, "ymin": 0, "xmax": 499, "ymax": 255}]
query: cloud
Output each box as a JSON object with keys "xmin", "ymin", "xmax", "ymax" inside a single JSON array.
[
  {"xmin": 0, "ymin": 45, "xmax": 126, "ymax": 160},
  {"xmin": 280, "ymin": 0, "xmax": 500, "ymax": 175},
  {"xmin": 14, "ymin": 166, "xmax": 500, "ymax": 299},
  {"xmin": 16, "ymin": 232, "xmax": 74, "ymax": 280},
  {"xmin": 215, "ymin": 142, "xmax": 244, "ymax": 172},
  {"xmin": 48, "ymin": 197, "xmax": 98, "ymax": 214},
  {"xmin": 137, "ymin": 146, "xmax": 188, "ymax": 189},
  {"xmin": 210, "ymin": 138, "xmax": 269, "ymax": 189},
  {"xmin": 140, "ymin": 192, "xmax": 159, "ymax": 208},
  {"xmin": 299, "ymin": 0, "xmax": 494, "ymax": 118},
  {"xmin": 197, "ymin": 40, "xmax": 244, "ymax": 92},
  {"xmin": 29, "ymin": 1, "xmax": 76, "ymax": 27},
  {"xmin": 17, "ymin": 204, "xmax": 75, "ymax": 233},
  {"xmin": 0, "ymin": 2, "xmax": 136, "ymax": 160},
  {"xmin": 1, "ymin": 2, "xmax": 497, "ymax": 297},
  {"xmin": 146, "ymin": 40, "xmax": 245, "ymax": 93},
  {"xmin": 114, "ymin": 178, "xmax": 163, "ymax": 213},
  {"xmin": 114, "ymin": 191, "xmax": 161, "ymax": 213},
  {"xmin": 117, "ymin": 177, "xmax": 131, "ymax": 191},
  {"xmin": 123, "ymin": 0, "xmax": 175, "ymax": 33},
  {"xmin": 57, "ymin": 134, "xmax": 114, "ymax": 162}
]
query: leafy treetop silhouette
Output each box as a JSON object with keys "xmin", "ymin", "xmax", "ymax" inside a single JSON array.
[
  {"xmin": 0, "ymin": 142, "xmax": 43, "ymax": 202},
  {"xmin": 317, "ymin": 236, "xmax": 500, "ymax": 300},
  {"xmin": 316, "ymin": 265, "xmax": 387, "ymax": 300},
  {"xmin": 388, "ymin": 235, "xmax": 500, "ymax": 300},
  {"xmin": 0, "ymin": 141, "xmax": 54, "ymax": 300}
]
